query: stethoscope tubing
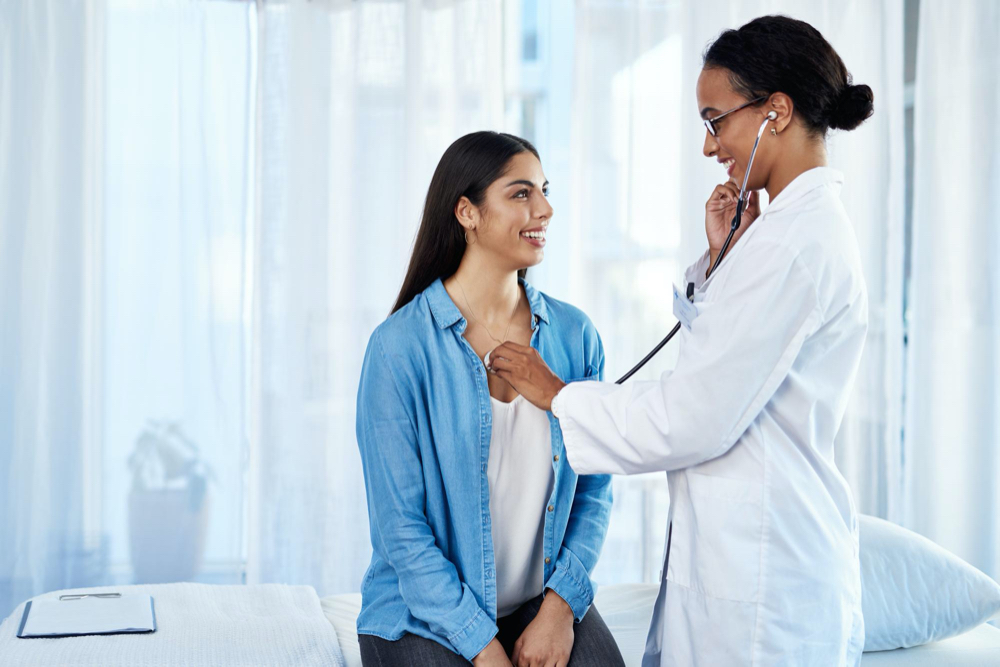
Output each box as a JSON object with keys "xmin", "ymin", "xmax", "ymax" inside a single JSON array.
[{"xmin": 614, "ymin": 115, "xmax": 773, "ymax": 385}]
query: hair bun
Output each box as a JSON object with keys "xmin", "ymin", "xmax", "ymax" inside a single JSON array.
[{"xmin": 829, "ymin": 83, "xmax": 874, "ymax": 131}]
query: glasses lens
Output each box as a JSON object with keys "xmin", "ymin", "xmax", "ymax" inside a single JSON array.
[{"xmin": 704, "ymin": 119, "xmax": 716, "ymax": 137}]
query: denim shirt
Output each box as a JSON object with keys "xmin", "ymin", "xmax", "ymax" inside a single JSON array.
[{"xmin": 355, "ymin": 277, "xmax": 612, "ymax": 661}]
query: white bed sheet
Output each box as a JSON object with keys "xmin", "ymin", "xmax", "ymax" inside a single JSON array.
[
  {"xmin": 1, "ymin": 583, "xmax": 346, "ymax": 667},
  {"xmin": 321, "ymin": 583, "xmax": 1000, "ymax": 667},
  {"xmin": 322, "ymin": 593, "xmax": 362, "ymax": 667}
]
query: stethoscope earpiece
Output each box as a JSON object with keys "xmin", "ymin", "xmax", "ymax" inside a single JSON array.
[{"xmin": 767, "ymin": 111, "xmax": 778, "ymax": 120}]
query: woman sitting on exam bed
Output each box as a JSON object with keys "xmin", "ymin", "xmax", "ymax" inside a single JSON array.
[{"xmin": 354, "ymin": 132, "xmax": 625, "ymax": 667}]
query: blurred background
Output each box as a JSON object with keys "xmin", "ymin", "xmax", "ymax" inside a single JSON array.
[{"xmin": 1, "ymin": 0, "xmax": 997, "ymax": 620}]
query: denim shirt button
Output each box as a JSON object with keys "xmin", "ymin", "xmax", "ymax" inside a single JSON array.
[
  {"xmin": 544, "ymin": 557, "xmax": 551, "ymax": 565},
  {"xmin": 553, "ymin": 454, "xmax": 560, "ymax": 462}
]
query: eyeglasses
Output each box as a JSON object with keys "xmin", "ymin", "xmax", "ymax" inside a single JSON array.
[{"xmin": 703, "ymin": 96, "xmax": 768, "ymax": 137}]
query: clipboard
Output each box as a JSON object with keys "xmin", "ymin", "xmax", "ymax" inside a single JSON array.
[{"xmin": 16, "ymin": 593, "xmax": 157, "ymax": 639}]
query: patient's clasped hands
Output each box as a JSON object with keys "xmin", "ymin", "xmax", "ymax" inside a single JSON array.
[{"xmin": 473, "ymin": 590, "xmax": 576, "ymax": 667}]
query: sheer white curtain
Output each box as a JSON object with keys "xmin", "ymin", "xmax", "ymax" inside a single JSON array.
[
  {"xmin": 0, "ymin": 0, "xmax": 506, "ymax": 616},
  {"xmin": 0, "ymin": 0, "xmax": 105, "ymax": 618},
  {"xmin": 0, "ymin": 0, "xmax": 253, "ymax": 617},
  {"xmin": 100, "ymin": 0, "xmax": 252, "ymax": 588},
  {"xmin": 245, "ymin": 0, "xmax": 505, "ymax": 594},
  {"xmin": 570, "ymin": 0, "xmax": 906, "ymax": 584},
  {"xmin": 567, "ymin": 1, "xmax": 680, "ymax": 584},
  {"xmin": 905, "ymin": 0, "xmax": 1000, "ymax": 580}
]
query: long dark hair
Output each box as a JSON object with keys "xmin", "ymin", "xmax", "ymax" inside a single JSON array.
[
  {"xmin": 704, "ymin": 15, "xmax": 874, "ymax": 134},
  {"xmin": 391, "ymin": 131, "xmax": 540, "ymax": 315}
]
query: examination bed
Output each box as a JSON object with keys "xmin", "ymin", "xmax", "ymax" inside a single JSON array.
[
  {"xmin": 2, "ymin": 581, "xmax": 999, "ymax": 665},
  {"xmin": 326, "ymin": 583, "xmax": 1000, "ymax": 666}
]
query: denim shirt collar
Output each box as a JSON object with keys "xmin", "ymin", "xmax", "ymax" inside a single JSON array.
[{"xmin": 425, "ymin": 276, "xmax": 550, "ymax": 331}]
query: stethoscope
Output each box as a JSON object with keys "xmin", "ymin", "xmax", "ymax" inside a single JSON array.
[
  {"xmin": 484, "ymin": 111, "xmax": 777, "ymax": 380},
  {"xmin": 614, "ymin": 110, "xmax": 778, "ymax": 384}
]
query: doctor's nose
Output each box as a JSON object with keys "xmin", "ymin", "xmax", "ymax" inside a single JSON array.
[{"xmin": 703, "ymin": 130, "xmax": 719, "ymax": 158}]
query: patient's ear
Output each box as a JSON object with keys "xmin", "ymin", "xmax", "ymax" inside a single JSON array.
[{"xmin": 454, "ymin": 196, "xmax": 479, "ymax": 232}]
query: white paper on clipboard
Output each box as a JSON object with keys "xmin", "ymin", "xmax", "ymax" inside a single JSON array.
[{"xmin": 17, "ymin": 595, "xmax": 156, "ymax": 638}]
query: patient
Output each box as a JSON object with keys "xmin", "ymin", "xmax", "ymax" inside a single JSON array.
[{"xmin": 355, "ymin": 131, "xmax": 624, "ymax": 667}]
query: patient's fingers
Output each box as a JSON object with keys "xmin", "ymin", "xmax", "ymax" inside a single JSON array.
[{"xmin": 512, "ymin": 637, "xmax": 523, "ymax": 666}]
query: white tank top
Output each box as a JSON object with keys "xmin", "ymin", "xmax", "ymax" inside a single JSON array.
[{"xmin": 488, "ymin": 394, "xmax": 555, "ymax": 618}]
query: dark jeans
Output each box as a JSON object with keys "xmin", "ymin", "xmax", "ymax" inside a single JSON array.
[{"xmin": 359, "ymin": 594, "xmax": 626, "ymax": 666}]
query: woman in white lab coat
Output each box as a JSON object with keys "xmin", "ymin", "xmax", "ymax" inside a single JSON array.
[{"xmin": 488, "ymin": 15, "xmax": 875, "ymax": 667}]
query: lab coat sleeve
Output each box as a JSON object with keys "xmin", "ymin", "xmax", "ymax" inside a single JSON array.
[
  {"xmin": 545, "ymin": 322, "xmax": 612, "ymax": 622},
  {"xmin": 356, "ymin": 329, "xmax": 497, "ymax": 660},
  {"xmin": 551, "ymin": 239, "xmax": 822, "ymax": 475}
]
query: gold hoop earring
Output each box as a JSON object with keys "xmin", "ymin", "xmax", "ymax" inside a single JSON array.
[
  {"xmin": 770, "ymin": 128, "xmax": 777, "ymax": 136},
  {"xmin": 465, "ymin": 230, "xmax": 477, "ymax": 245}
]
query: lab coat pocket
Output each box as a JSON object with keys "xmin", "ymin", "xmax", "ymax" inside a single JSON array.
[{"xmin": 676, "ymin": 472, "xmax": 763, "ymax": 603}]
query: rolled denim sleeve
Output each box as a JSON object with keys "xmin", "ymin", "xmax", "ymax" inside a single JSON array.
[
  {"xmin": 357, "ymin": 328, "xmax": 497, "ymax": 660},
  {"xmin": 545, "ymin": 320, "xmax": 613, "ymax": 621}
]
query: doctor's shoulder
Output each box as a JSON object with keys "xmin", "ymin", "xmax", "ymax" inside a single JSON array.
[
  {"xmin": 759, "ymin": 198, "xmax": 867, "ymax": 319},
  {"xmin": 533, "ymin": 288, "xmax": 605, "ymax": 381}
]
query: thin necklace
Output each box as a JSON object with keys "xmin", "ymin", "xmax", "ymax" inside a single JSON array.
[{"xmin": 455, "ymin": 277, "xmax": 520, "ymax": 345}]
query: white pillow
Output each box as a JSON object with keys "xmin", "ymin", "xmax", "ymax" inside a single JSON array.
[{"xmin": 860, "ymin": 514, "xmax": 1000, "ymax": 651}]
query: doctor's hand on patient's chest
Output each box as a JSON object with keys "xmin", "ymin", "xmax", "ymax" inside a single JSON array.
[
  {"xmin": 706, "ymin": 181, "xmax": 760, "ymax": 269},
  {"xmin": 487, "ymin": 342, "xmax": 566, "ymax": 413}
]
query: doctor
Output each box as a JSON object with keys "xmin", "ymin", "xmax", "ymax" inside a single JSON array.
[{"xmin": 489, "ymin": 15, "xmax": 874, "ymax": 666}]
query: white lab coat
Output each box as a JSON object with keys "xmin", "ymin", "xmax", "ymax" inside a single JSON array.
[{"xmin": 551, "ymin": 168, "xmax": 867, "ymax": 666}]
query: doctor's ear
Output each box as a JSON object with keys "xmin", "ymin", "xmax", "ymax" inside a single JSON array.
[
  {"xmin": 454, "ymin": 196, "xmax": 480, "ymax": 232},
  {"xmin": 766, "ymin": 93, "xmax": 794, "ymax": 134}
]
